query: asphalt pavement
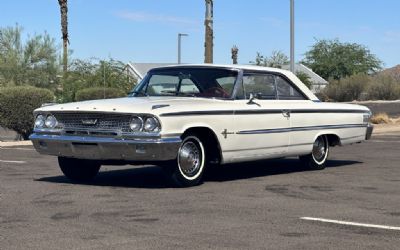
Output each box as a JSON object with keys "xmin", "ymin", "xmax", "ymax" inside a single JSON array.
[{"xmin": 0, "ymin": 134, "xmax": 399, "ymax": 249}]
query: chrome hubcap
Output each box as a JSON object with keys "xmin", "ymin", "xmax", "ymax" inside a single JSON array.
[
  {"xmin": 312, "ymin": 137, "xmax": 327, "ymax": 162},
  {"xmin": 178, "ymin": 141, "xmax": 201, "ymax": 177}
]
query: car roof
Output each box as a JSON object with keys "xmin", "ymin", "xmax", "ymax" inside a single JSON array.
[{"xmin": 149, "ymin": 64, "xmax": 291, "ymax": 74}]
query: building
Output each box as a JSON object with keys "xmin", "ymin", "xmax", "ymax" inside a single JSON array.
[
  {"xmin": 126, "ymin": 62, "xmax": 328, "ymax": 93},
  {"xmin": 281, "ymin": 63, "xmax": 328, "ymax": 93},
  {"xmin": 125, "ymin": 63, "xmax": 174, "ymax": 81}
]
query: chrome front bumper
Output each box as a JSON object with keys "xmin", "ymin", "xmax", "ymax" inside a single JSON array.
[{"xmin": 30, "ymin": 133, "xmax": 181, "ymax": 161}]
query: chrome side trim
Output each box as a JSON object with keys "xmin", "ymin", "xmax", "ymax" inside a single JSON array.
[
  {"xmin": 160, "ymin": 109, "xmax": 370, "ymax": 117},
  {"xmin": 237, "ymin": 124, "xmax": 367, "ymax": 135}
]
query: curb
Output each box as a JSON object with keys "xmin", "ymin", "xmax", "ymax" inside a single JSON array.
[{"xmin": 0, "ymin": 140, "xmax": 33, "ymax": 147}]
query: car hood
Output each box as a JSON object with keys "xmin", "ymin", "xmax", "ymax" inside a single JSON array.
[{"xmin": 36, "ymin": 96, "xmax": 230, "ymax": 115}]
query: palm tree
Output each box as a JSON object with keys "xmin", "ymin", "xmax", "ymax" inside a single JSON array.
[{"xmin": 58, "ymin": 0, "xmax": 68, "ymax": 74}]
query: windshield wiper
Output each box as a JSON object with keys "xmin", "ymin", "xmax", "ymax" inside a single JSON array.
[
  {"xmin": 160, "ymin": 90, "xmax": 196, "ymax": 97},
  {"xmin": 129, "ymin": 90, "xmax": 148, "ymax": 97}
]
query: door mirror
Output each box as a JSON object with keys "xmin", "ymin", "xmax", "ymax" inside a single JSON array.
[{"xmin": 247, "ymin": 93, "xmax": 260, "ymax": 106}]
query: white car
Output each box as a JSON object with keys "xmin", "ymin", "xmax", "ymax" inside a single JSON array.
[{"xmin": 30, "ymin": 65, "xmax": 373, "ymax": 187}]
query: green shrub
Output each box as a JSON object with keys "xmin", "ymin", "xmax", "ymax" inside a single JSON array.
[
  {"xmin": 0, "ymin": 86, "xmax": 54, "ymax": 140},
  {"xmin": 367, "ymin": 75, "xmax": 400, "ymax": 100},
  {"xmin": 75, "ymin": 87, "xmax": 126, "ymax": 101},
  {"xmin": 295, "ymin": 71, "xmax": 312, "ymax": 89},
  {"xmin": 323, "ymin": 74, "xmax": 370, "ymax": 102}
]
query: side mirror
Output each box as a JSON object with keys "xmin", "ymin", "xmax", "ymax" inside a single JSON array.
[{"xmin": 247, "ymin": 93, "xmax": 260, "ymax": 106}]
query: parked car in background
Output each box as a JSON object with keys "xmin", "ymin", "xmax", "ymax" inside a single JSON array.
[{"xmin": 30, "ymin": 65, "xmax": 373, "ymax": 187}]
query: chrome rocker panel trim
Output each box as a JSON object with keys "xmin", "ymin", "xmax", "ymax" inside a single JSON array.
[{"xmin": 30, "ymin": 133, "xmax": 181, "ymax": 161}]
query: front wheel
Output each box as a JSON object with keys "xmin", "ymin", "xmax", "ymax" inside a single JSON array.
[
  {"xmin": 58, "ymin": 157, "xmax": 101, "ymax": 182},
  {"xmin": 166, "ymin": 134, "xmax": 206, "ymax": 187},
  {"xmin": 299, "ymin": 135, "xmax": 329, "ymax": 170}
]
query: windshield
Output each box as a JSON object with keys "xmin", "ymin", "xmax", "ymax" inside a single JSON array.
[{"xmin": 130, "ymin": 67, "xmax": 238, "ymax": 99}]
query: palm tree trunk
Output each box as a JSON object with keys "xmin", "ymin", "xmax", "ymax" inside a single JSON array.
[{"xmin": 58, "ymin": 0, "xmax": 68, "ymax": 74}]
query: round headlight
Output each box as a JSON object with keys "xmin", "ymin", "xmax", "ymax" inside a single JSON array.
[
  {"xmin": 34, "ymin": 115, "xmax": 45, "ymax": 129},
  {"xmin": 130, "ymin": 116, "xmax": 143, "ymax": 131},
  {"xmin": 143, "ymin": 117, "xmax": 160, "ymax": 132},
  {"xmin": 45, "ymin": 115, "xmax": 58, "ymax": 128}
]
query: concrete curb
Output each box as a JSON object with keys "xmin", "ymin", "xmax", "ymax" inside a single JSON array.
[{"xmin": 0, "ymin": 140, "xmax": 33, "ymax": 147}]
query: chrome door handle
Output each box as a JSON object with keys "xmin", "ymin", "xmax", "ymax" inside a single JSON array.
[{"xmin": 282, "ymin": 110, "xmax": 291, "ymax": 117}]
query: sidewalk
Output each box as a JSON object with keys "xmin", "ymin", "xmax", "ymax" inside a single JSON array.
[{"xmin": 373, "ymin": 123, "xmax": 400, "ymax": 135}]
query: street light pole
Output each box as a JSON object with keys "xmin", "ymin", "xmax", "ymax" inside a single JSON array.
[
  {"xmin": 178, "ymin": 33, "xmax": 188, "ymax": 64},
  {"xmin": 290, "ymin": 0, "xmax": 295, "ymax": 73}
]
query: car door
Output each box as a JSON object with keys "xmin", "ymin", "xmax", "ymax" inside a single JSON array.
[
  {"xmin": 274, "ymin": 74, "xmax": 313, "ymax": 156},
  {"xmin": 228, "ymin": 72, "xmax": 290, "ymax": 162}
]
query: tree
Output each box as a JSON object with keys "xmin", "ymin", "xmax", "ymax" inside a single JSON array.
[
  {"xmin": 250, "ymin": 50, "xmax": 289, "ymax": 68},
  {"xmin": 58, "ymin": 0, "xmax": 68, "ymax": 74},
  {"xmin": 295, "ymin": 71, "xmax": 312, "ymax": 89},
  {"xmin": 61, "ymin": 58, "xmax": 136, "ymax": 102},
  {"xmin": 0, "ymin": 25, "xmax": 59, "ymax": 89},
  {"xmin": 302, "ymin": 39, "xmax": 382, "ymax": 80}
]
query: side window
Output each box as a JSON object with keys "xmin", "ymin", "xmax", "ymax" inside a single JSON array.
[
  {"xmin": 243, "ymin": 74, "xmax": 276, "ymax": 100},
  {"xmin": 276, "ymin": 76, "xmax": 305, "ymax": 100},
  {"xmin": 216, "ymin": 76, "xmax": 236, "ymax": 94},
  {"xmin": 180, "ymin": 79, "xmax": 199, "ymax": 94}
]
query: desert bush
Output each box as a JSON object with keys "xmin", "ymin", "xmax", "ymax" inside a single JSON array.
[
  {"xmin": 75, "ymin": 87, "xmax": 126, "ymax": 101},
  {"xmin": 370, "ymin": 113, "xmax": 390, "ymax": 124},
  {"xmin": 367, "ymin": 75, "xmax": 400, "ymax": 100},
  {"xmin": 0, "ymin": 86, "xmax": 54, "ymax": 139},
  {"xmin": 322, "ymin": 74, "xmax": 370, "ymax": 102}
]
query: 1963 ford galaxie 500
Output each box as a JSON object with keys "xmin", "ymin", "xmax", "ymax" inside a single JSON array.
[{"xmin": 30, "ymin": 64, "xmax": 373, "ymax": 187}]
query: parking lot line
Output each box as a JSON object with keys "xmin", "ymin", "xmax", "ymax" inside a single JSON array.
[
  {"xmin": 0, "ymin": 147, "xmax": 34, "ymax": 151},
  {"xmin": 0, "ymin": 159, "xmax": 27, "ymax": 164},
  {"xmin": 300, "ymin": 217, "xmax": 400, "ymax": 231}
]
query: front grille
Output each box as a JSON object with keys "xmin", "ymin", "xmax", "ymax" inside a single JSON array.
[{"xmin": 53, "ymin": 112, "xmax": 133, "ymax": 134}]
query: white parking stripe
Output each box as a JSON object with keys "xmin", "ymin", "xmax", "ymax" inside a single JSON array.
[
  {"xmin": 300, "ymin": 217, "xmax": 400, "ymax": 231},
  {"xmin": 0, "ymin": 147, "xmax": 34, "ymax": 150},
  {"xmin": 371, "ymin": 140, "xmax": 400, "ymax": 143},
  {"xmin": 0, "ymin": 160, "xmax": 27, "ymax": 164}
]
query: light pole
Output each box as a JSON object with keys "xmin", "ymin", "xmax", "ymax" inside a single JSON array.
[
  {"xmin": 290, "ymin": 0, "xmax": 295, "ymax": 73},
  {"xmin": 178, "ymin": 33, "xmax": 188, "ymax": 64}
]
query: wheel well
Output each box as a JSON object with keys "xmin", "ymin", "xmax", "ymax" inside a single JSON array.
[
  {"xmin": 182, "ymin": 127, "xmax": 222, "ymax": 164},
  {"xmin": 325, "ymin": 134, "xmax": 341, "ymax": 147}
]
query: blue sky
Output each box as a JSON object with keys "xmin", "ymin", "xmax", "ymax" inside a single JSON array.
[{"xmin": 1, "ymin": 0, "xmax": 400, "ymax": 68}]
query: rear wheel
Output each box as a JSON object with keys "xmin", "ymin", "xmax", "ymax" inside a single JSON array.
[
  {"xmin": 299, "ymin": 135, "xmax": 329, "ymax": 170},
  {"xmin": 58, "ymin": 157, "xmax": 101, "ymax": 182},
  {"xmin": 166, "ymin": 134, "xmax": 206, "ymax": 187}
]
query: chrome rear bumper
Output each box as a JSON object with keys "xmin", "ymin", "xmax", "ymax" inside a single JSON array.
[
  {"xmin": 366, "ymin": 124, "xmax": 374, "ymax": 140},
  {"xmin": 30, "ymin": 133, "xmax": 181, "ymax": 161}
]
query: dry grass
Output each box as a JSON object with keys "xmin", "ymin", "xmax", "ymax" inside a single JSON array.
[{"xmin": 371, "ymin": 113, "xmax": 391, "ymax": 124}]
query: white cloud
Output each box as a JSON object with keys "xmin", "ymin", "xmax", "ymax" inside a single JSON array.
[{"xmin": 115, "ymin": 11, "xmax": 199, "ymax": 27}]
